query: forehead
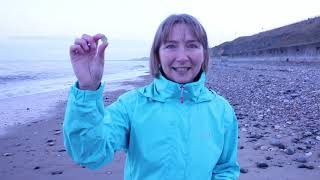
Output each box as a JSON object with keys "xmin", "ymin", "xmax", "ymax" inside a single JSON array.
[{"xmin": 165, "ymin": 23, "xmax": 197, "ymax": 41}]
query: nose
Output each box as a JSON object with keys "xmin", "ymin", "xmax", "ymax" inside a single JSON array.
[{"xmin": 176, "ymin": 47, "xmax": 189, "ymax": 62}]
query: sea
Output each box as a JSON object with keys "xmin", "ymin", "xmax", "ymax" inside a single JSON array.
[{"xmin": 0, "ymin": 36, "xmax": 150, "ymax": 100}]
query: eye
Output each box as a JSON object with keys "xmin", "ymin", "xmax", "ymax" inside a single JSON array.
[
  {"xmin": 165, "ymin": 44, "xmax": 176, "ymax": 49},
  {"xmin": 187, "ymin": 43, "xmax": 200, "ymax": 48}
]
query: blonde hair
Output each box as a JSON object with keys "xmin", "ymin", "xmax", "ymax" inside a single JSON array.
[{"xmin": 150, "ymin": 14, "xmax": 209, "ymax": 78}]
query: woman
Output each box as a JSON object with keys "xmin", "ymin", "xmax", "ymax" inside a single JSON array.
[{"xmin": 64, "ymin": 14, "xmax": 240, "ymax": 180}]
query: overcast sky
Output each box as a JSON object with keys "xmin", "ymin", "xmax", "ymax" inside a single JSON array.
[{"xmin": 1, "ymin": 0, "xmax": 319, "ymax": 59}]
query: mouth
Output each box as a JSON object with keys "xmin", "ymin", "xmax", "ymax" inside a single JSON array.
[{"xmin": 172, "ymin": 67, "xmax": 191, "ymax": 72}]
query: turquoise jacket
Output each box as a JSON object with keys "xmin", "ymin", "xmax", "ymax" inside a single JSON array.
[{"xmin": 63, "ymin": 72, "xmax": 240, "ymax": 180}]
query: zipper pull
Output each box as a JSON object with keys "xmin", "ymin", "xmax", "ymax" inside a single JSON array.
[{"xmin": 180, "ymin": 85, "xmax": 184, "ymax": 104}]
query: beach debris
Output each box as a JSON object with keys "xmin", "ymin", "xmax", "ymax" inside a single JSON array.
[
  {"xmin": 58, "ymin": 149, "xmax": 66, "ymax": 152},
  {"xmin": 297, "ymin": 164, "xmax": 314, "ymax": 169},
  {"xmin": 51, "ymin": 170, "xmax": 63, "ymax": 175},
  {"xmin": 106, "ymin": 171, "xmax": 112, "ymax": 175},
  {"xmin": 3, "ymin": 153, "xmax": 13, "ymax": 157},
  {"xmin": 240, "ymin": 168, "xmax": 249, "ymax": 173},
  {"xmin": 256, "ymin": 162, "xmax": 269, "ymax": 169},
  {"xmin": 101, "ymin": 36, "xmax": 108, "ymax": 44}
]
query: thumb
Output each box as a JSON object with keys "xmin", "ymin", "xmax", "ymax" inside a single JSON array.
[{"xmin": 97, "ymin": 43, "xmax": 108, "ymax": 60}]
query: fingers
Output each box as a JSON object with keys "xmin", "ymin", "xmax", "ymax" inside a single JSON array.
[
  {"xmin": 74, "ymin": 38, "xmax": 90, "ymax": 51},
  {"xmin": 70, "ymin": 44, "xmax": 85, "ymax": 56},
  {"xmin": 97, "ymin": 43, "xmax": 108, "ymax": 59},
  {"xmin": 82, "ymin": 34, "xmax": 97, "ymax": 50},
  {"xmin": 71, "ymin": 33, "xmax": 109, "ymax": 58}
]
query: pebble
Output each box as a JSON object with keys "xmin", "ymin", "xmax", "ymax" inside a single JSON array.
[
  {"xmin": 240, "ymin": 168, "xmax": 249, "ymax": 173},
  {"xmin": 260, "ymin": 146, "xmax": 269, "ymax": 151},
  {"xmin": 265, "ymin": 156, "xmax": 273, "ymax": 160},
  {"xmin": 51, "ymin": 170, "xmax": 63, "ymax": 175},
  {"xmin": 297, "ymin": 164, "xmax": 314, "ymax": 169},
  {"xmin": 256, "ymin": 162, "xmax": 269, "ymax": 169},
  {"xmin": 273, "ymin": 125, "xmax": 281, "ymax": 130},
  {"xmin": 34, "ymin": 166, "xmax": 40, "ymax": 170},
  {"xmin": 305, "ymin": 152, "xmax": 313, "ymax": 157},
  {"xmin": 284, "ymin": 147, "xmax": 295, "ymax": 155},
  {"xmin": 270, "ymin": 139, "xmax": 286, "ymax": 149},
  {"xmin": 3, "ymin": 153, "xmax": 13, "ymax": 157},
  {"xmin": 241, "ymin": 128, "xmax": 247, "ymax": 132},
  {"xmin": 48, "ymin": 142, "xmax": 56, "ymax": 146},
  {"xmin": 303, "ymin": 131, "xmax": 312, "ymax": 138},
  {"xmin": 294, "ymin": 156, "xmax": 307, "ymax": 163}
]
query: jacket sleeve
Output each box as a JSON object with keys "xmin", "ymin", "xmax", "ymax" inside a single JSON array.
[
  {"xmin": 212, "ymin": 104, "xmax": 240, "ymax": 180},
  {"xmin": 63, "ymin": 82, "xmax": 130, "ymax": 170}
]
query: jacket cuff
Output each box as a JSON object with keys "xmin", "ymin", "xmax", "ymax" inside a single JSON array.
[{"xmin": 70, "ymin": 81, "xmax": 105, "ymax": 101}]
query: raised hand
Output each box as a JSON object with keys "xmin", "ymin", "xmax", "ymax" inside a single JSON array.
[{"xmin": 69, "ymin": 33, "xmax": 108, "ymax": 90}]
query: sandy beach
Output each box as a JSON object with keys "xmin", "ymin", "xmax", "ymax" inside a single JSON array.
[{"xmin": 1, "ymin": 60, "xmax": 319, "ymax": 180}]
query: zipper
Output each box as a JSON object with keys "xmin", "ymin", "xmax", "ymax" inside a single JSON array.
[{"xmin": 180, "ymin": 84, "xmax": 185, "ymax": 104}]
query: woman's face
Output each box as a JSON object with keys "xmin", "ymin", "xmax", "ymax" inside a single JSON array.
[{"xmin": 159, "ymin": 23, "xmax": 204, "ymax": 84}]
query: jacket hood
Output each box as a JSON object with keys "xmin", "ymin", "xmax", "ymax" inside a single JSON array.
[{"xmin": 138, "ymin": 72, "xmax": 215, "ymax": 103}]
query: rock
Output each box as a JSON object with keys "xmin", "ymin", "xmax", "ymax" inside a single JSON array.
[
  {"xmin": 34, "ymin": 166, "xmax": 40, "ymax": 170},
  {"xmin": 316, "ymin": 136, "xmax": 320, "ymax": 141},
  {"xmin": 286, "ymin": 121, "xmax": 292, "ymax": 125},
  {"xmin": 303, "ymin": 131, "xmax": 312, "ymax": 138},
  {"xmin": 48, "ymin": 142, "xmax": 55, "ymax": 146},
  {"xmin": 241, "ymin": 128, "xmax": 247, "ymax": 132},
  {"xmin": 265, "ymin": 156, "xmax": 273, "ymax": 160},
  {"xmin": 58, "ymin": 149, "xmax": 66, "ymax": 152},
  {"xmin": 253, "ymin": 143, "xmax": 262, "ymax": 150},
  {"xmin": 3, "ymin": 153, "xmax": 13, "ymax": 157},
  {"xmin": 273, "ymin": 125, "xmax": 281, "ymax": 130},
  {"xmin": 260, "ymin": 146, "xmax": 269, "ymax": 151},
  {"xmin": 54, "ymin": 131, "xmax": 61, "ymax": 135},
  {"xmin": 297, "ymin": 164, "xmax": 314, "ymax": 169},
  {"xmin": 291, "ymin": 138, "xmax": 300, "ymax": 143},
  {"xmin": 51, "ymin": 170, "xmax": 63, "ymax": 175},
  {"xmin": 270, "ymin": 139, "xmax": 286, "ymax": 149},
  {"xmin": 256, "ymin": 162, "xmax": 269, "ymax": 169},
  {"xmin": 294, "ymin": 156, "xmax": 307, "ymax": 163},
  {"xmin": 297, "ymin": 146, "xmax": 307, "ymax": 150},
  {"xmin": 240, "ymin": 168, "xmax": 249, "ymax": 173},
  {"xmin": 284, "ymin": 147, "xmax": 295, "ymax": 155},
  {"xmin": 305, "ymin": 152, "xmax": 313, "ymax": 157},
  {"xmin": 26, "ymin": 108, "xmax": 30, "ymax": 110},
  {"xmin": 247, "ymin": 134, "xmax": 263, "ymax": 139},
  {"xmin": 270, "ymin": 139, "xmax": 281, "ymax": 146}
]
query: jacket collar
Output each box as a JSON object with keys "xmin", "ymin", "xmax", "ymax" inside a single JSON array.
[{"xmin": 138, "ymin": 72, "xmax": 215, "ymax": 103}]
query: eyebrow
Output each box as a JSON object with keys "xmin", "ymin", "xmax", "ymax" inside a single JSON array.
[{"xmin": 165, "ymin": 40, "xmax": 199, "ymax": 43}]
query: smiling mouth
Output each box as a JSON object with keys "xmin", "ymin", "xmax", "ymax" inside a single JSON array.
[{"xmin": 172, "ymin": 67, "xmax": 191, "ymax": 72}]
